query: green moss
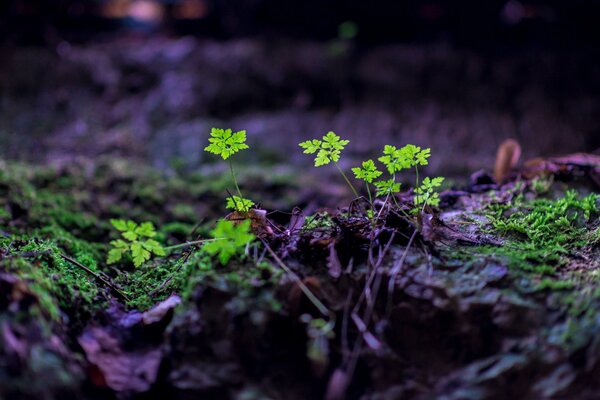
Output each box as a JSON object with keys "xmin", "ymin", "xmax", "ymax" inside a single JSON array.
[
  {"xmin": 0, "ymin": 237, "xmax": 102, "ymax": 320},
  {"xmin": 302, "ymin": 212, "xmax": 335, "ymax": 231},
  {"xmin": 484, "ymin": 190, "xmax": 598, "ymax": 271},
  {"xmin": 537, "ymin": 278, "xmax": 575, "ymax": 291}
]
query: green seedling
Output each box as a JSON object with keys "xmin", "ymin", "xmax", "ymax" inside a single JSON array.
[
  {"xmin": 203, "ymin": 219, "xmax": 256, "ymax": 265},
  {"xmin": 350, "ymin": 143, "xmax": 442, "ymax": 218},
  {"xmin": 374, "ymin": 179, "xmax": 401, "ymax": 198},
  {"xmin": 414, "ymin": 176, "xmax": 445, "ymax": 209},
  {"xmin": 299, "ymin": 131, "xmax": 359, "ymax": 198},
  {"xmin": 107, "ymin": 219, "xmax": 165, "ymax": 267},
  {"xmin": 352, "ymin": 159, "xmax": 382, "ymax": 206},
  {"xmin": 204, "ymin": 128, "xmax": 255, "ymax": 212}
]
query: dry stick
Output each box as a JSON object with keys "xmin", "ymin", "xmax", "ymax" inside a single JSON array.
[
  {"xmin": 385, "ymin": 229, "xmax": 419, "ymax": 319},
  {"xmin": 359, "ymin": 232, "xmax": 398, "ymax": 339},
  {"xmin": 149, "ymin": 243, "xmax": 199, "ymax": 297},
  {"xmin": 163, "ymin": 238, "xmax": 223, "ymax": 251},
  {"xmin": 345, "ymin": 233, "xmax": 396, "ymax": 379},
  {"xmin": 60, "ymin": 254, "xmax": 130, "ymax": 302},
  {"xmin": 261, "ymin": 239, "xmax": 330, "ymax": 318},
  {"xmin": 351, "ymin": 232, "xmax": 396, "ymax": 319}
]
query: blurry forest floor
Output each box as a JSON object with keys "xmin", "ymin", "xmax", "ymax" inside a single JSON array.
[
  {"xmin": 1, "ymin": 37, "xmax": 599, "ymax": 176},
  {"xmin": 1, "ymin": 37, "xmax": 600, "ymax": 400}
]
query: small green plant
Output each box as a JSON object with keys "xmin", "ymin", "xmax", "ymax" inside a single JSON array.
[
  {"xmin": 352, "ymin": 159, "xmax": 382, "ymax": 204},
  {"xmin": 373, "ymin": 179, "xmax": 401, "ymax": 198},
  {"xmin": 107, "ymin": 219, "xmax": 165, "ymax": 267},
  {"xmin": 203, "ymin": 219, "xmax": 256, "ymax": 265},
  {"xmin": 352, "ymin": 143, "xmax": 443, "ymax": 214},
  {"xmin": 226, "ymin": 196, "xmax": 254, "ymax": 213},
  {"xmin": 204, "ymin": 128, "xmax": 255, "ymax": 213},
  {"xmin": 299, "ymin": 131, "xmax": 359, "ymax": 198},
  {"xmin": 300, "ymin": 135, "xmax": 445, "ymax": 220},
  {"xmin": 414, "ymin": 176, "xmax": 445, "ymax": 208}
]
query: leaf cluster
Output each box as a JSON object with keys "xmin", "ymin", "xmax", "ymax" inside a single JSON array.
[
  {"xmin": 299, "ymin": 131, "xmax": 349, "ymax": 166},
  {"xmin": 226, "ymin": 196, "xmax": 255, "ymax": 213},
  {"xmin": 352, "ymin": 144, "xmax": 438, "ymax": 203},
  {"xmin": 204, "ymin": 128, "xmax": 249, "ymax": 160},
  {"xmin": 107, "ymin": 219, "xmax": 165, "ymax": 267},
  {"xmin": 378, "ymin": 144, "xmax": 430, "ymax": 174},
  {"xmin": 203, "ymin": 219, "xmax": 256, "ymax": 265},
  {"xmin": 414, "ymin": 177, "xmax": 445, "ymax": 207},
  {"xmin": 351, "ymin": 160, "xmax": 382, "ymax": 183}
]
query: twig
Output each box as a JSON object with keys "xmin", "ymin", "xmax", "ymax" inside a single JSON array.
[
  {"xmin": 60, "ymin": 254, "xmax": 130, "ymax": 302},
  {"xmin": 149, "ymin": 243, "xmax": 197, "ymax": 296},
  {"xmin": 385, "ymin": 229, "xmax": 418, "ymax": 319},
  {"xmin": 261, "ymin": 239, "xmax": 331, "ymax": 317},
  {"xmin": 163, "ymin": 238, "xmax": 223, "ymax": 251}
]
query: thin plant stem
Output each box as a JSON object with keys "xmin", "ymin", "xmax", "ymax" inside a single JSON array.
[
  {"xmin": 365, "ymin": 183, "xmax": 376, "ymax": 226},
  {"xmin": 163, "ymin": 238, "xmax": 224, "ymax": 251},
  {"xmin": 365, "ymin": 183, "xmax": 373, "ymax": 205},
  {"xmin": 335, "ymin": 162, "xmax": 359, "ymax": 199},
  {"xmin": 228, "ymin": 159, "xmax": 243, "ymax": 199},
  {"xmin": 414, "ymin": 165, "xmax": 420, "ymax": 203},
  {"xmin": 262, "ymin": 239, "xmax": 331, "ymax": 317}
]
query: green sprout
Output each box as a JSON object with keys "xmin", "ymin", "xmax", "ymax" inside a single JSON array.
[
  {"xmin": 204, "ymin": 127, "xmax": 249, "ymax": 159},
  {"xmin": 414, "ymin": 176, "xmax": 445, "ymax": 208},
  {"xmin": 107, "ymin": 219, "xmax": 165, "ymax": 267},
  {"xmin": 226, "ymin": 196, "xmax": 255, "ymax": 213},
  {"xmin": 204, "ymin": 128, "xmax": 254, "ymax": 213},
  {"xmin": 374, "ymin": 179, "xmax": 401, "ymax": 198},
  {"xmin": 299, "ymin": 131, "xmax": 359, "ymax": 198},
  {"xmin": 352, "ymin": 159, "xmax": 382, "ymax": 184},
  {"xmin": 347, "ymin": 143, "xmax": 442, "ymax": 221},
  {"xmin": 203, "ymin": 219, "xmax": 255, "ymax": 265},
  {"xmin": 378, "ymin": 144, "xmax": 430, "ymax": 185},
  {"xmin": 352, "ymin": 159, "xmax": 383, "ymax": 216}
]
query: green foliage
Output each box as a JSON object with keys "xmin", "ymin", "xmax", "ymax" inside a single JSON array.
[
  {"xmin": 203, "ymin": 219, "xmax": 255, "ymax": 265},
  {"xmin": 108, "ymin": 219, "xmax": 165, "ymax": 267},
  {"xmin": 378, "ymin": 144, "xmax": 430, "ymax": 174},
  {"xmin": 490, "ymin": 190, "xmax": 597, "ymax": 250},
  {"xmin": 352, "ymin": 159, "xmax": 382, "ymax": 183},
  {"xmin": 302, "ymin": 212, "xmax": 335, "ymax": 231},
  {"xmin": 0, "ymin": 236, "xmax": 103, "ymax": 320},
  {"xmin": 374, "ymin": 179, "xmax": 401, "ymax": 197},
  {"xmin": 226, "ymin": 195, "xmax": 255, "ymax": 213},
  {"xmin": 204, "ymin": 128, "xmax": 249, "ymax": 160},
  {"xmin": 203, "ymin": 127, "xmax": 255, "ymax": 212},
  {"xmin": 299, "ymin": 131, "xmax": 349, "ymax": 167},
  {"xmin": 485, "ymin": 190, "xmax": 599, "ymax": 272},
  {"xmin": 414, "ymin": 177, "xmax": 445, "ymax": 207}
]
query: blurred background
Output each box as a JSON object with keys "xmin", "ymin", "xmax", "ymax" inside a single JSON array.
[{"xmin": 1, "ymin": 0, "xmax": 599, "ymax": 177}]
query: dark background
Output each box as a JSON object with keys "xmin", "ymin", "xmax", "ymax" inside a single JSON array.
[
  {"xmin": 2, "ymin": 0, "xmax": 600, "ymax": 47},
  {"xmin": 1, "ymin": 0, "xmax": 599, "ymax": 176}
]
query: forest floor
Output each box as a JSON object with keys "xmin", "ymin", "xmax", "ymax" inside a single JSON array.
[
  {"xmin": 1, "ymin": 36, "xmax": 600, "ymax": 400},
  {"xmin": 0, "ymin": 152, "xmax": 599, "ymax": 400}
]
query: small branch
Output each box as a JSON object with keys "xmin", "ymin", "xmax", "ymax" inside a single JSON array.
[
  {"xmin": 335, "ymin": 162, "xmax": 359, "ymax": 199},
  {"xmin": 261, "ymin": 239, "xmax": 331, "ymax": 317},
  {"xmin": 163, "ymin": 238, "xmax": 223, "ymax": 251},
  {"xmin": 60, "ymin": 254, "xmax": 130, "ymax": 302},
  {"xmin": 385, "ymin": 229, "xmax": 418, "ymax": 318}
]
